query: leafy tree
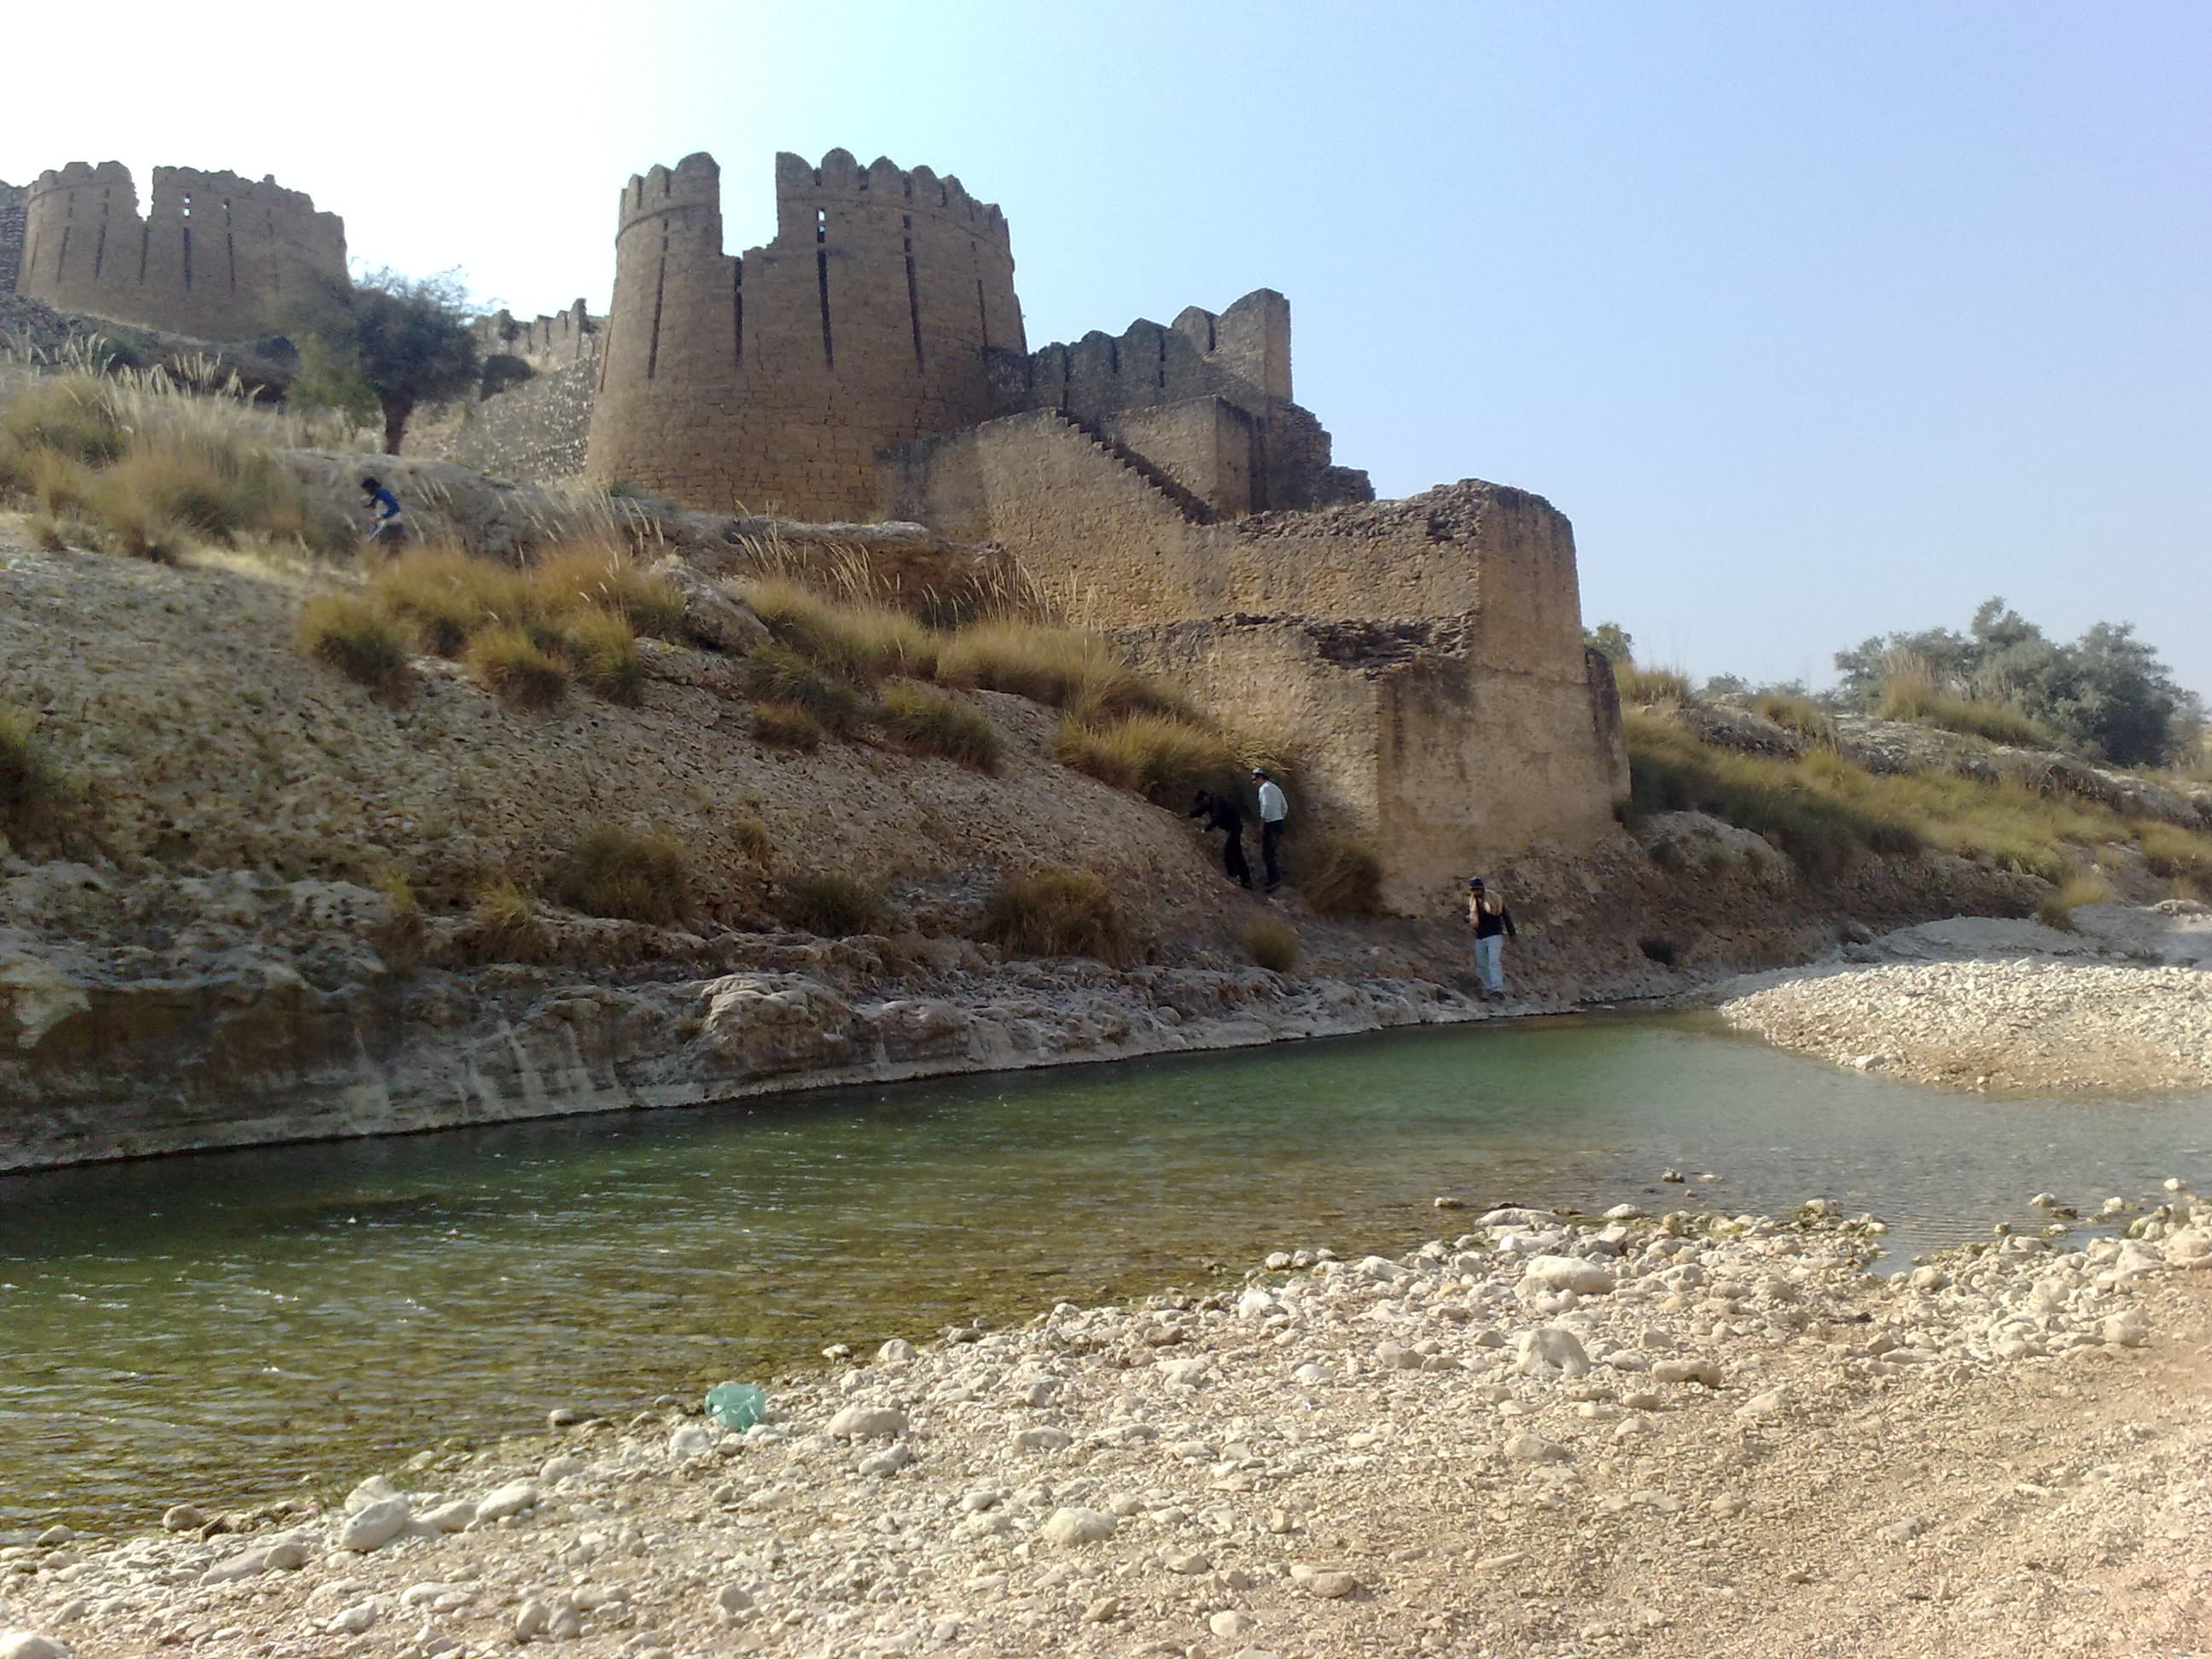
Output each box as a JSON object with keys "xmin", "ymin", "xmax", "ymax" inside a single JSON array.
[
  {"xmin": 1584, "ymin": 621, "xmax": 1633, "ymax": 663},
  {"xmin": 288, "ymin": 268, "xmax": 478, "ymax": 454},
  {"xmin": 1832, "ymin": 597, "xmax": 2192, "ymax": 765}
]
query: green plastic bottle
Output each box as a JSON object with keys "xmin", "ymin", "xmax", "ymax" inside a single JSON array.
[{"xmin": 705, "ymin": 1382, "xmax": 768, "ymax": 1430}]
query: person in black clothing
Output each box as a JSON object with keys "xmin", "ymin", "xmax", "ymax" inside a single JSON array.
[
  {"xmin": 1188, "ymin": 790, "xmax": 1254, "ymax": 889},
  {"xmin": 1466, "ymin": 876, "xmax": 1517, "ymax": 998}
]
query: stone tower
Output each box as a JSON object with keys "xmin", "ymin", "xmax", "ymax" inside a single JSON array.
[
  {"xmin": 15, "ymin": 161, "xmax": 346, "ymax": 341},
  {"xmin": 585, "ymin": 148, "xmax": 1023, "ymax": 519}
]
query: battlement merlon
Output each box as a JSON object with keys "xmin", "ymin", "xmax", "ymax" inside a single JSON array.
[
  {"xmin": 773, "ymin": 148, "xmax": 1010, "ymax": 247},
  {"xmin": 992, "ymin": 288, "xmax": 1294, "ymax": 414}
]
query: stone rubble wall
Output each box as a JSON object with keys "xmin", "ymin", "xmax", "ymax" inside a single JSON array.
[
  {"xmin": 15, "ymin": 161, "xmax": 346, "ymax": 341},
  {"xmin": 400, "ymin": 359, "xmax": 598, "ymax": 482}
]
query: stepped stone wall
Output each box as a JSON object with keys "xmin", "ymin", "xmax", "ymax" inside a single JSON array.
[{"xmin": 14, "ymin": 162, "xmax": 345, "ymax": 341}]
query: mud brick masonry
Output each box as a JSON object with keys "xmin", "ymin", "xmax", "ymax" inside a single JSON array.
[
  {"xmin": 5, "ymin": 162, "xmax": 344, "ymax": 341},
  {"xmin": 3, "ymin": 146, "xmax": 1627, "ymax": 909}
]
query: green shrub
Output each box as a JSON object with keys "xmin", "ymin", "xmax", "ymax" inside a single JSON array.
[
  {"xmin": 465, "ymin": 624, "xmax": 569, "ymax": 710},
  {"xmin": 751, "ymin": 701, "xmax": 825, "ymax": 752},
  {"xmin": 2138, "ymin": 823, "xmax": 2212, "ymax": 889},
  {"xmin": 1296, "ymin": 833, "xmax": 1384, "ymax": 917},
  {"xmin": 978, "ymin": 867, "xmax": 1133, "ymax": 965},
  {"xmin": 1241, "ymin": 914, "xmax": 1298, "ymax": 973},
  {"xmin": 546, "ymin": 824, "xmax": 690, "ymax": 925},
  {"xmin": 777, "ymin": 872, "xmax": 890, "ymax": 937},
  {"xmin": 299, "ymin": 592, "xmax": 411, "ymax": 701},
  {"xmin": 1055, "ymin": 711, "xmax": 1234, "ymax": 803},
  {"xmin": 1878, "ymin": 651, "xmax": 2055, "ymax": 747},
  {"xmin": 878, "ymin": 681, "xmax": 1001, "ymax": 771}
]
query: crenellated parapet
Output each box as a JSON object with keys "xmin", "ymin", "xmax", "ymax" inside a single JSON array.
[
  {"xmin": 15, "ymin": 160, "xmax": 346, "ymax": 341},
  {"xmin": 586, "ymin": 148, "xmax": 1024, "ymax": 519}
]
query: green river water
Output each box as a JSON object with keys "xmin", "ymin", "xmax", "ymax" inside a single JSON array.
[{"xmin": 3, "ymin": 1011, "xmax": 2209, "ymax": 1529}]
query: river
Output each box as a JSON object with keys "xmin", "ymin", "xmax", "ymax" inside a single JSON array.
[{"xmin": 3, "ymin": 1011, "xmax": 2208, "ymax": 1528}]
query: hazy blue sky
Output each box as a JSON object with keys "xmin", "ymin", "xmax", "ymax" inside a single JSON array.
[{"xmin": 9, "ymin": 2, "xmax": 2206, "ymax": 693}]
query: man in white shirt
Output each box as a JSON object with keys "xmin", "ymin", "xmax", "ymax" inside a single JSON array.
[{"xmin": 1252, "ymin": 767, "xmax": 1288, "ymax": 892}]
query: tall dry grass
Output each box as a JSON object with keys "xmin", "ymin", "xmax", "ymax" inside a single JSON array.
[
  {"xmin": 1877, "ymin": 650, "xmax": 2056, "ymax": 748},
  {"xmin": 978, "ymin": 868, "xmax": 1134, "ymax": 966},
  {"xmin": 0, "ymin": 368, "xmax": 352, "ymax": 557}
]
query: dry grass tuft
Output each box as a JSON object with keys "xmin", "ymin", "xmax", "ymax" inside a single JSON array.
[
  {"xmin": 777, "ymin": 872, "xmax": 890, "ymax": 938},
  {"xmin": 939, "ymin": 621, "xmax": 1178, "ymax": 718},
  {"xmin": 546, "ymin": 824, "xmax": 690, "ymax": 925},
  {"xmin": 877, "ymin": 681, "xmax": 1001, "ymax": 771},
  {"xmin": 533, "ymin": 541, "xmax": 686, "ymax": 639},
  {"xmin": 1054, "ymin": 711, "xmax": 1233, "ymax": 804},
  {"xmin": 299, "ymin": 592, "xmax": 412, "ymax": 702},
  {"xmin": 2036, "ymin": 870, "xmax": 2110, "ymax": 932},
  {"xmin": 1755, "ymin": 692, "xmax": 1837, "ymax": 748},
  {"xmin": 558, "ymin": 608, "xmax": 645, "ymax": 703},
  {"xmin": 750, "ymin": 701, "xmax": 826, "ymax": 752},
  {"xmin": 1878, "ymin": 652, "xmax": 2056, "ymax": 748},
  {"xmin": 1241, "ymin": 914, "xmax": 1299, "ymax": 973},
  {"xmin": 465, "ymin": 880, "xmax": 550, "ymax": 963},
  {"xmin": 978, "ymin": 867, "xmax": 1134, "ymax": 966},
  {"xmin": 746, "ymin": 644, "xmax": 869, "ymax": 737},
  {"xmin": 0, "ymin": 702, "xmax": 69, "ymax": 843},
  {"xmin": 464, "ymin": 625, "xmax": 569, "ymax": 711},
  {"xmin": 1296, "ymin": 833, "xmax": 1384, "ymax": 917},
  {"xmin": 730, "ymin": 812, "xmax": 773, "ymax": 863},
  {"xmin": 1614, "ymin": 660, "xmax": 1697, "ymax": 707},
  {"xmin": 748, "ymin": 578, "xmax": 939, "ymax": 682}
]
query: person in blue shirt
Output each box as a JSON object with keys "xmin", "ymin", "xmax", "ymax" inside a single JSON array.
[{"xmin": 359, "ymin": 475, "xmax": 405, "ymax": 549}]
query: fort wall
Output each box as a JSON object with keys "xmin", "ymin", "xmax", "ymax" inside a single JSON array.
[
  {"xmin": 15, "ymin": 162, "xmax": 346, "ymax": 341},
  {"xmin": 986, "ymin": 293, "xmax": 1369, "ymax": 511},
  {"xmin": 585, "ymin": 149, "xmax": 1022, "ymax": 518},
  {"xmin": 0, "ymin": 181, "xmax": 25, "ymax": 300}
]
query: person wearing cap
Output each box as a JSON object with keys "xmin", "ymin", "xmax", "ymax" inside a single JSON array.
[
  {"xmin": 1465, "ymin": 877, "xmax": 1516, "ymax": 998},
  {"xmin": 1252, "ymin": 768, "xmax": 1288, "ymax": 892}
]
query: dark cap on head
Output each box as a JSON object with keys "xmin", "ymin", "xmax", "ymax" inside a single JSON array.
[
  {"xmin": 1469, "ymin": 877, "xmax": 1485, "ymax": 889},
  {"xmin": 359, "ymin": 474, "xmax": 381, "ymax": 491}
]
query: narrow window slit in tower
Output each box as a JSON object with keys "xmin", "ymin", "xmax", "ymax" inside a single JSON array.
[
  {"xmin": 647, "ymin": 236, "xmax": 667, "ymax": 380},
  {"xmin": 903, "ymin": 219, "xmax": 923, "ymax": 370},
  {"xmin": 93, "ymin": 226, "xmax": 106, "ymax": 280},
  {"xmin": 1109, "ymin": 339, "xmax": 1119, "ymax": 375},
  {"xmin": 182, "ymin": 227, "xmax": 192, "ymax": 290},
  {"xmin": 1157, "ymin": 334, "xmax": 1167, "ymax": 389},
  {"xmin": 1206, "ymin": 316, "xmax": 1216, "ymax": 352},
  {"xmin": 226, "ymin": 233, "xmax": 236, "ymax": 288},
  {"xmin": 976, "ymin": 279, "xmax": 989, "ymax": 350},
  {"xmin": 52, "ymin": 228, "xmax": 68, "ymax": 280},
  {"xmin": 816, "ymin": 209, "xmax": 827, "ymax": 245},
  {"xmin": 817, "ymin": 247, "xmax": 835, "ymax": 368},
  {"xmin": 731, "ymin": 262, "xmax": 743, "ymax": 368},
  {"xmin": 137, "ymin": 224, "xmax": 149, "ymax": 282}
]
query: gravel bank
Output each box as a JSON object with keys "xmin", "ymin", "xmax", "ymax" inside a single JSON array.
[
  {"xmin": 6, "ymin": 1197, "xmax": 2212, "ymax": 1658},
  {"xmin": 1717, "ymin": 904, "xmax": 2212, "ymax": 1092}
]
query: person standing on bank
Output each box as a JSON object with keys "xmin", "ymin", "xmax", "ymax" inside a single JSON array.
[
  {"xmin": 1188, "ymin": 790, "xmax": 1254, "ymax": 889},
  {"xmin": 1466, "ymin": 877, "xmax": 1516, "ymax": 999},
  {"xmin": 1252, "ymin": 767, "xmax": 1288, "ymax": 892}
]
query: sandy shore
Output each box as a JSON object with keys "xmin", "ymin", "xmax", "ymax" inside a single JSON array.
[
  {"xmin": 6, "ymin": 1194, "xmax": 2212, "ymax": 1659},
  {"xmin": 1716, "ymin": 902, "xmax": 2212, "ymax": 1091}
]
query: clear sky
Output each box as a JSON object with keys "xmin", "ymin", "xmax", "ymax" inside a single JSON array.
[{"xmin": 8, "ymin": 1, "xmax": 2206, "ymax": 695}]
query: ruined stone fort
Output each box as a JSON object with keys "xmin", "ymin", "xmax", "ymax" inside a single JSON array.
[
  {"xmin": 3, "ymin": 148, "xmax": 1626, "ymax": 909},
  {"xmin": 3, "ymin": 162, "xmax": 346, "ymax": 341}
]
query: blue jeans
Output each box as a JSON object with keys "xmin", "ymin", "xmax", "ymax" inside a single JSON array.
[{"xmin": 1475, "ymin": 934, "xmax": 1505, "ymax": 995}]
